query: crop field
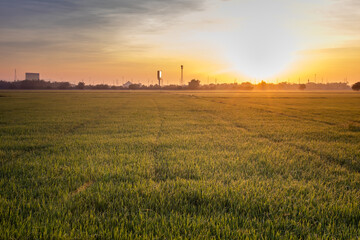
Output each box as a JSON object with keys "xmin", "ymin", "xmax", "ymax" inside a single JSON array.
[{"xmin": 0, "ymin": 90, "xmax": 360, "ymax": 239}]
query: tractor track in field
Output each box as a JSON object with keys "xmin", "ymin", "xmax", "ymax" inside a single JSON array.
[
  {"xmin": 0, "ymin": 144, "xmax": 52, "ymax": 166},
  {"xmin": 64, "ymin": 98, "xmax": 132, "ymax": 136},
  {"xmin": 188, "ymin": 95, "xmax": 336, "ymax": 126},
  {"xmin": 153, "ymin": 99, "xmax": 164, "ymax": 142},
  {"xmin": 245, "ymin": 101, "xmax": 338, "ymax": 126},
  {"xmin": 65, "ymin": 99, "xmax": 132, "ymax": 194},
  {"xmin": 1, "ymin": 99, "xmax": 131, "ymax": 167},
  {"xmin": 151, "ymin": 98, "xmax": 169, "ymax": 182},
  {"xmin": 246, "ymin": 106, "xmax": 336, "ymax": 126},
  {"xmin": 175, "ymin": 94, "xmax": 359, "ymax": 174},
  {"xmin": 61, "ymin": 99, "xmax": 132, "ymax": 139},
  {"xmin": 70, "ymin": 181, "xmax": 93, "ymax": 197}
]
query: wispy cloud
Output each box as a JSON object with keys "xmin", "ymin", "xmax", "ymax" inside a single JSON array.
[
  {"xmin": 0, "ymin": 0, "xmax": 206, "ymax": 57},
  {"xmin": 325, "ymin": 0, "xmax": 360, "ymax": 34}
]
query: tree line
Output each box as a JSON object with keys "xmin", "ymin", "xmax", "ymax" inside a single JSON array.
[{"xmin": 0, "ymin": 79, "xmax": 357, "ymax": 90}]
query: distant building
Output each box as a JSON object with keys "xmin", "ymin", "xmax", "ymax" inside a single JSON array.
[
  {"xmin": 25, "ymin": 73, "xmax": 40, "ymax": 81},
  {"xmin": 122, "ymin": 81, "xmax": 133, "ymax": 88}
]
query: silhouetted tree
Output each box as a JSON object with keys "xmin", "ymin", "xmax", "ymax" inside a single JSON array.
[
  {"xmin": 188, "ymin": 79, "xmax": 200, "ymax": 89},
  {"xmin": 258, "ymin": 80, "xmax": 267, "ymax": 90},
  {"xmin": 299, "ymin": 84, "xmax": 306, "ymax": 90},
  {"xmin": 129, "ymin": 84, "xmax": 141, "ymax": 90},
  {"xmin": 0, "ymin": 79, "xmax": 352, "ymax": 91},
  {"xmin": 92, "ymin": 84, "xmax": 109, "ymax": 89},
  {"xmin": 76, "ymin": 82, "xmax": 85, "ymax": 89},
  {"xmin": 0, "ymin": 81, "xmax": 13, "ymax": 89},
  {"xmin": 352, "ymin": 82, "xmax": 360, "ymax": 91},
  {"xmin": 59, "ymin": 82, "xmax": 71, "ymax": 89},
  {"xmin": 239, "ymin": 82, "xmax": 254, "ymax": 90},
  {"xmin": 163, "ymin": 85, "xmax": 182, "ymax": 90}
]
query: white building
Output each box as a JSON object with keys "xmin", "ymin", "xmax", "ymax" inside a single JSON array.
[
  {"xmin": 25, "ymin": 73, "xmax": 40, "ymax": 81},
  {"xmin": 122, "ymin": 81, "xmax": 133, "ymax": 88}
]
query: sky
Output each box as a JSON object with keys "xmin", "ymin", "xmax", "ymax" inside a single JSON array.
[{"xmin": 0, "ymin": 0, "xmax": 359, "ymax": 85}]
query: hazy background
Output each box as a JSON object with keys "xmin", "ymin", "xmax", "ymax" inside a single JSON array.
[{"xmin": 1, "ymin": 0, "xmax": 359, "ymax": 84}]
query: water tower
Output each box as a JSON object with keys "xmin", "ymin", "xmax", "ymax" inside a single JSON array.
[{"xmin": 157, "ymin": 70, "xmax": 162, "ymax": 86}]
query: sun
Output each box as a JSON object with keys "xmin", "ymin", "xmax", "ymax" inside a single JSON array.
[
  {"xmin": 224, "ymin": 0, "xmax": 299, "ymax": 80},
  {"xmin": 233, "ymin": 28, "xmax": 296, "ymax": 79}
]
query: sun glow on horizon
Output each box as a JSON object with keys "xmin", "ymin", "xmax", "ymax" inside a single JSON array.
[
  {"xmin": 222, "ymin": 0, "xmax": 299, "ymax": 80},
  {"xmin": 229, "ymin": 29, "xmax": 297, "ymax": 80}
]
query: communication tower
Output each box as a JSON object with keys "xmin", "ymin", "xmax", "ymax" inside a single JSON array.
[{"xmin": 181, "ymin": 65, "xmax": 183, "ymax": 86}]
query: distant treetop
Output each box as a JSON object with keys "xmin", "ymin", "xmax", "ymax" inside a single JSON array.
[{"xmin": 352, "ymin": 82, "xmax": 360, "ymax": 91}]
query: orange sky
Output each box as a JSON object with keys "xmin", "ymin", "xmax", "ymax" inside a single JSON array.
[{"xmin": 0, "ymin": 0, "xmax": 359, "ymax": 85}]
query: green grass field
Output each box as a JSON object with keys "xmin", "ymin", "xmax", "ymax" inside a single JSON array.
[{"xmin": 1, "ymin": 91, "xmax": 360, "ymax": 239}]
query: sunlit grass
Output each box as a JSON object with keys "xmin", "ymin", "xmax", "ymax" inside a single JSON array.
[{"xmin": 0, "ymin": 90, "xmax": 359, "ymax": 239}]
